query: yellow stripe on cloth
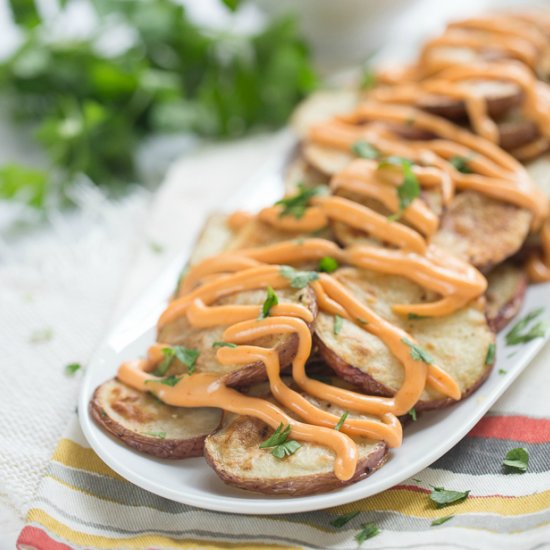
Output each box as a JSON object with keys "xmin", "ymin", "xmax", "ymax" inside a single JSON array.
[
  {"xmin": 27, "ymin": 509, "xmax": 301, "ymax": 550},
  {"xmin": 333, "ymin": 487, "xmax": 550, "ymax": 518},
  {"xmin": 52, "ymin": 439, "xmax": 123, "ymax": 480}
]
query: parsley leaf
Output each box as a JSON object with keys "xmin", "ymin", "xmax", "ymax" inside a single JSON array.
[
  {"xmin": 29, "ymin": 327, "xmax": 54, "ymax": 344},
  {"xmin": 506, "ymin": 308, "xmax": 548, "ymax": 346},
  {"xmin": 335, "ymin": 411, "xmax": 349, "ymax": 431},
  {"xmin": 159, "ymin": 375, "xmax": 181, "ymax": 387},
  {"xmin": 351, "ymin": 140, "xmax": 379, "ymax": 160},
  {"xmin": 402, "ymin": 338, "xmax": 434, "ymax": 364},
  {"xmin": 408, "ymin": 407, "xmax": 417, "ymax": 422},
  {"xmin": 153, "ymin": 346, "xmax": 199, "ymax": 376},
  {"xmin": 65, "ymin": 362, "xmax": 82, "ymax": 376},
  {"xmin": 318, "ymin": 256, "xmax": 339, "ymax": 273},
  {"xmin": 259, "ymin": 423, "xmax": 301, "ymax": 459},
  {"xmin": 279, "ymin": 266, "xmax": 319, "ymax": 289},
  {"xmin": 485, "ymin": 343, "xmax": 496, "ymax": 365},
  {"xmin": 142, "ymin": 431, "xmax": 166, "ymax": 439},
  {"xmin": 431, "ymin": 515, "xmax": 454, "ymax": 526},
  {"xmin": 334, "ymin": 315, "xmax": 344, "ymax": 336},
  {"xmin": 275, "ymin": 184, "xmax": 322, "ymax": 219},
  {"xmin": 503, "ymin": 447, "xmax": 529, "ymax": 473},
  {"xmin": 260, "ymin": 286, "xmax": 278, "ymax": 319},
  {"xmin": 212, "ymin": 341, "xmax": 237, "ymax": 348},
  {"xmin": 430, "ymin": 487, "xmax": 470, "ymax": 508},
  {"xmin": 449, "ymin": 155, "xmax": 472, "ymax": 174},
  {"xmin": 355, "ymin": 522, "xmax": 380, "ymax": 545},
  {"xmin": 498, "ymin": 368, "xmax": 507, "ymax": 375},
  {"xmin": 378, "ymin": 157, "xmax": 420, "ymax": 220},
  {"xmin": 330, "ymin": 510, "xmax": 360, "ymax": 528}
]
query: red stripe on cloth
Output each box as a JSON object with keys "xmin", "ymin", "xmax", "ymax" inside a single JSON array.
[
  {"xmin": 17, "ymin": 526, "xmax": 73, "ymax": 550},
  {"xmin": 468, "ymin": 416, "xmax": 550, "ymax": 443}
]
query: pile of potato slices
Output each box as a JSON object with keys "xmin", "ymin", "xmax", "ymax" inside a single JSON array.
[{"xmin": 91, "ymin": 11, "xmax": 550, "ymax": 497}]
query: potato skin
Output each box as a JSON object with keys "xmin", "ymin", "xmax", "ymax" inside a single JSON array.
[
  {"xmin": 204, "ymin": 414, "xmax": 388, "ymax": 496},
  {"xmin": 90, "ymin": 379, "xmax": 222, "ymax": 459}
]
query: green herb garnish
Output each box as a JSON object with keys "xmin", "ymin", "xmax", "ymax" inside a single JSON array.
[
  {"xmin": 449, "ymin": 155, "xmax": 472, "ymax": 174},
  {"xmin": 318, "ymin": 256, "xmax": 340, "ymax": 273},
  {"xmin": 335, "ymin": 411, "xmax": 349, "ymax": 431},
  {"xmin": 260, "ymin": 286, "xmax": 278, "ymax": 319},
  {"xmin": 153, "ymin": 346, "xmax": 199, "ymax": 376},
  {"xmin": 485, "ymin": 343, "xmax": 496, "ymax": 365},
  {"xmin": 159, "ymin": 375, "xmax": 181, "ymax": 387},
  {"xmin": 65, "ymin": 363, "xmax": 82, "ymax": 376},
  {"xmin": 355, "ymin": 522, "xmax": 380, "ymax": 545},
  {"xmin": 430, "ymin": 487, "xmax": 470, "ymax": 508},
  {"xmin": 30, "ymin": 327, "xmax": 53, "ymax": 344},
  {"xmin": 275, "ymin": 184, "xmax": 322, "ymax": 219},
  {"xmin": 503, "ymin": 448, "xmax": 529, "ymax": 473},
  {"xmin": 408, "ymin": 313, "xmax": 430, "ymax": 320},
  {"xmin": 378, "ymin": 157, "xmax": 420, "ymax": 220},
  {"xmin": 330, "ymin": 510, "xmax": 360, "ymax": 528},
  {"xmin": 212, "ymin": 341, "xmax": 237, "ymax": 348},
  {"xmin": 408, "ymin": 408, "xmax": 417, "ymax": 422},
  {"xmin": 334, "ymin": 315, "xmax": 344, "ymax": 336},
  {"xmin": 431, "ymin": 515, "xmax": 454, "ymax": 526},
  {"xmin": 505, "ymin": 308, "xmax": 548, "ymax": 346},
  {"xmin": 351, "ymin": 140, "xmax": 379, "ymax": 160},
  {"xmin": 259, "ymin": 423, "xmax": 301, "ymax": 459},
  {"xmin": 402, "ymin": 338, "xmax": 434, "ymax": 364},
  {"xmin": 142, "ymin": 431, "xmax": 166, "ymax": 439},
  {"xmin": 149, "ymin": 241, "xmax": 164, "ymax": 254},
  {"xmin": 279, "ymin": 266, "xmax": 319, "ymax": 289},
  {"xmin": 498, "ymin": 368, "xmax": 507, "ymax": 375}
]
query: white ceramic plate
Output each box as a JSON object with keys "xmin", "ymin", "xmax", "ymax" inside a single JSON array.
[{"xmin": 79, "ymin": 136, "xmax": 550, "ymax": 515}]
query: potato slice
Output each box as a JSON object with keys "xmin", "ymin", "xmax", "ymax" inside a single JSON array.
[
  {"xmin": 314, "ymin": 268, "xmax": 495, "ymax": 410},
  {"xmin": 204, "ymin": 392, "xmax": 387, "ymax": 496},
  {"xmin": 158, "ymin": 286, "xmax": 318, "ymax": 387},
  {"xmin": 485, "ymin": 262, "xmax": 528, "ymax": 332},
  {"xmin": 432, "ymin": 190, "xmax": 532, "ymax": 271},
  {"xmin": 90, "ymin": 379, "xmax": 222, "ymax": 459}
]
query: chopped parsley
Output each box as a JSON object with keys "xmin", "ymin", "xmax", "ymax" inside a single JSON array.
[
  {"xmin": 259, "ymin": 423, "xmax": 301, "ymax": 459},
  {"xmin": 318, "ymin": 256, "xmax": 340, "ymax": 273},
  {"xmin": 498, "ymin": 368, "xmax": 507, "ymax": 375},
  {"xmin": 430, "ymin": 486, "xmax": 470, "ymax": 508},
  {"xmin": 275, "ymin": 183, "xmax": 323, "ymax": 219},
  {"xmin": 330, "ymin": 510, "xmax": 360, "ymax": 528},
  {"xmin": 505, "ymin": 308, "xmax": 548, "ymax": 346},
  {"xmin": 142, "ymin": 431, "xmax": 166, "ymax": 439},
  {"xmin": 334, "ymin": 315, "xmax": 344, "ymax": 336},
  {"xmin": 351, "ymin": 140, "xmax": 379, "ymax": 160},
  {"xmin": 212, "ymin": 341, "xmax": 237, "ymax": 348},
  {"xmin": 431, "ymin": 515, "xmax": 454, "ymax": 526},
  {"xmin": 149, "ymin": 241, "xmax": 164, "ymax": 254},
  {"xmin": 355, "ymin": 522, "xmax": 380, "ymax": 545},
  {"xmin": 279, "ymin": 266, "xmax": 319, "ymax": 289},
  {"xmin": 402, "ymin": 338, "xmax": 434, "ymax": 364},
  {"xmin": 408, "ymin": 312, "xmax": 430, "ymax": 320},
  {"xmin": 503, "ymin": 447, "xmax": 529, "ymax": 473},
  {"xmin": 65, "ymin": 362, "xmax": 82, "ymax": 376},
  {"xmin": 485, "ymin": 343, "xmax": 496, "ymax": 365},
  {"xmin": 30, "ymin": 327, "xmax": 53, "ymax": 344},
  {"xmin": 153, "ymin": 346, "xmax": 199, "ymax": 376},
  {"xmin": 408, "ymin": 408, "xmax": 417, "ymax": 422},
  {"xmin": 378, "ymin": 157, "xmax": 420, "ymax": 221},
  {"xmin": 260, "ymin": 286, "xmax": 278, "ymax": 319},
  {"xmin": 361, "ymin": 70, "xmax": 377, "ymax": 90},
  {"xmin": 335, "ymin": 411, "xmax": 349, "ymax": 431},
  {"xmin": 449, "ymin": 155, "xmax": 472, "ymax": 174}
]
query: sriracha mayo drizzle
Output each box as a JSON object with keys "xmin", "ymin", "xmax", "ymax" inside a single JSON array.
[{"xmin": 114, "ymin": 13, "xmax": 550, "ymax": 485}]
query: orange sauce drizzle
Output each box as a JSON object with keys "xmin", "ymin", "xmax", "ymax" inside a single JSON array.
[{"xmin": 113, "ymin": 13, "xmax": 550, "ymax": 486}]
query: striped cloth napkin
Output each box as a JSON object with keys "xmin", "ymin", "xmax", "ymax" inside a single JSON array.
[{"xmin": 16, "ymin": 136, "xmax": 550, "ymax": 550}]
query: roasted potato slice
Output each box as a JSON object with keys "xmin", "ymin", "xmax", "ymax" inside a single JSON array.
[
  {"xmin": 158, "ymin": 286, "xmax": 318, "ymax": 387},
  {"xmin": 204, "ymin": 390, "xmax": 388, "ymax": 496},
  {"xmin": 432, "ymin": 190, "xmax": 532, "ymax": 271},
  {"xmin": 485, "ymin": 262, "xmax": 528, "ymax": 333},
  {"xmin": 90, "ymin": 378, "xmax": 222, "ymax": 459},
  {"xmin": 315, "ymin": 268, "xmax": 495, "ymax": 410}
]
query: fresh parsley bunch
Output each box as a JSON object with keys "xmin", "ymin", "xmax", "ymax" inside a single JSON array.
[{"xmin": 0, "ymin": 0, "xmax": 317, "ymax": 211}]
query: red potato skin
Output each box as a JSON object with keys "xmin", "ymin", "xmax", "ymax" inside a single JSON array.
[{"xmin": 314, "ymin": 336, "xmax": 494, "ymax": 412}]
